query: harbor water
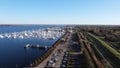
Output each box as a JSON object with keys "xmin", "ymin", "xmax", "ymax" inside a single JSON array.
[{"xmin": 0, "ymin": 25, "xmax": 64, "ymax": 68}]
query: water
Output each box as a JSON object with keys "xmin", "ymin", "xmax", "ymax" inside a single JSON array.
[
  {"xmin": 0, "ymin": 25, "xmax": 50, "ymax": 33},
  {"xmin": 0, "ymin": 25, "xmax": 63, "ymax": 68}
]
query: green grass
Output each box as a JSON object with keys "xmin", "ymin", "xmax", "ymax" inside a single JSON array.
[
  {"xmin": 87, "ymin": 33, "xmax": 120, "ymax": 68},
  {"xmin": 99, "ymin": 37, "xmax": 105, "ymax": 39},
  {"xmin": 88, "ymin": 32, "xmax": 120, "ymax": 60},
  {"xmin": 77, "ymin": 32, "xmax": 95, "ymax": 68},
  {"xmin": 111, "ymin": 42, "xmax": 120, "ymax": 45},
  {"xmin": 84, "ymin": 32, "xmax": 115, "ymax": 67},
  {"xmin": 99, "ymin": 37, "xmax": 105, "ymax": 40}
]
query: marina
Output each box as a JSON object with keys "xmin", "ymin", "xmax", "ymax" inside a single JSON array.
[
  {"xmin": 0, "ymin": 25, "xmax": 120, "ymax": 68},
  {"xmin": 0, "ymin": 25, "xmax": 64, "ymax": 68},
  {"xmin": 0, "ymin": 0, "xmax": 120, "ymax": 68},
  {"xmin": 0, "ymin": 27, "xmax": 65, "ymax": 40}
]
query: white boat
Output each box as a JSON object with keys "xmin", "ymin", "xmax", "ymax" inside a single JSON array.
[
  {"xmin": 0, "ymin": 34, "xmax": 4, "ymax": 38},
  {"xmin": 48, "ymin": 37, "xmax": 55, "ymax": 40},
  {"xmin": 36, "ymin": 44, "xmax": 40, "ymax": 48},
  {"xmin": 24, "ymin": 44, "xmax": 30, "ymax": 48},
  {"xmin": 0, "ymin": 27, "xmax": 65, "ymax": 39}
]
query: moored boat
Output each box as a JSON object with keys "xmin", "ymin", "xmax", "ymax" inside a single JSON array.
[{"xmin": 24, "ymin": 44, "xmax": 30, "ymax": 48}]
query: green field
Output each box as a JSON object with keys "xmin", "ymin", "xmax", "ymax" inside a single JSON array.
[{"xmin": 87, "ymin": 32, "xmax": 120, "ymax": 67}]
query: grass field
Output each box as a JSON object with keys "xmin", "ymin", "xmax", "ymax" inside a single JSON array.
[{"xmin": 87, "ymin": 32, "xmax": 120, "ymax": 68}]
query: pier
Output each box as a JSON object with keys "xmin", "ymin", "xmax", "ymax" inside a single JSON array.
[
  {"xmin": 23, "ymin": 33, "xmax": 69, "ymax": 68},
  {"xmin": 24, "ymin": 44, "xmax": 50, "ymax": 49}
]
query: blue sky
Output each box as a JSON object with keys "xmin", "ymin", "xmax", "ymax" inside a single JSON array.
[{"xmin": 0, "ymin": 0, "xmax": 120, "ymax": 25}]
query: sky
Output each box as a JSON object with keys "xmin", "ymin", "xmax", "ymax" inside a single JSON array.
[{"xmin": 0, "ymin": 0, "xmax": 120, "ymax": 25}]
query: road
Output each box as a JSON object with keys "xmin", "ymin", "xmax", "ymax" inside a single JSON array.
[{"xmin": 34, "ymin": 33, "xmax": 71, "ymax": 68}]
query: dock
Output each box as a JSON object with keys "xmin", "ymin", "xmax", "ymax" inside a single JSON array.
[{"xmin": 24, "ymin": 44, "xmax": 50, "ymax": 49}]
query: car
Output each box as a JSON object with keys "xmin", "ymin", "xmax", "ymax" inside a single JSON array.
[
  {"xmin": 61, "ymin": 64, "xmax": 66, "ymax": 68},
  {"xmin": 47, "ymin": 60, "xmax": 54, "ymax": 67},
  {"xmin": 62, "ymin": 60, "xmax": 67, "ymax": 64},
  {"xmin": 63, "ymin": 57, "xmax": 67, "ymax": 61},
  {"xmin": 51, "ymin": 57, "xmax": 59, "ymax": 62}
]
